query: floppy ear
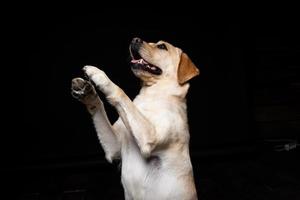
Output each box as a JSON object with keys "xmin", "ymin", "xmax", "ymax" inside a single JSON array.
[{"xmin": 177, "ymin": 52, "xmax": 200, "ymax": 85}]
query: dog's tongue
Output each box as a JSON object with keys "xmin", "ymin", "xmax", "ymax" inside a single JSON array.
[{"xmin": 131, "ymin": 58, "xmax": 148, "ymax": 64}]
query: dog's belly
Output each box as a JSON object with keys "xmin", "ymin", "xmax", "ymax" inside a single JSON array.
[{"xmin": 121, "ymin": 143, "xmax": 193, "ymax": 199}]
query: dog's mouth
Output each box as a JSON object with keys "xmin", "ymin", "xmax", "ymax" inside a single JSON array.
[{"xmin": 129, "ymin": 47, "xmax": 162, "ymax": 76}]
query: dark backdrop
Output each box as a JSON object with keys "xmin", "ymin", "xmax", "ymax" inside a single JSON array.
[{"xmin": 14, "ymin": 11, "xmax": 299, "ymax": 168}]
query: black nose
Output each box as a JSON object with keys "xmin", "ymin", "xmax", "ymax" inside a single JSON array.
[{"xmin": 132, "ymin": 37, "xmax": 143, "ymax": 44}]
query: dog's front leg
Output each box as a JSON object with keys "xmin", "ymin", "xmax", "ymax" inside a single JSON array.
[
  {"xmin": 71, "ymin": 78, "xmax": 121, "ymax": 162},
  {"xmin": 84, "ymin": 66, "xmax": 157, "ymax": 157}
]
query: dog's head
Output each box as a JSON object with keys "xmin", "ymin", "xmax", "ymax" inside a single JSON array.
[{"xmin": 129, "ymin": 38, "xmax": 199, "ymax": 86}]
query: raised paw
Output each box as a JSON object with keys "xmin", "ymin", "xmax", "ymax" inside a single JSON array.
[
  {"xmin": 83, "ymin": 65, "xmax": 102, "ymax": 78},
  {"xmin": 82, "ymin": 65, "xmax": 110, "ymax": 89},
  {"xmin": 71, "ymin": 78, "xmax": 97, "ymax": 103}
]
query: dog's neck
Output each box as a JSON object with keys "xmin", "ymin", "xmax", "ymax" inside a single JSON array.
[{"xmin": 138, "ymin": 80, "xmax": 190, "ymax": 100}]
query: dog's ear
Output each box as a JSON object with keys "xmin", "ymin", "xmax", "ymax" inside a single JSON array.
[{"xmin": 177, "ymin": 52, "xmax": 200, "ymax": 85}]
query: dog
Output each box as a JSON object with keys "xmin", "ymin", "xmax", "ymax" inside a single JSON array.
[{"xmin": 71, "ymin": 37, "xmax": 199, "ymax": 200}]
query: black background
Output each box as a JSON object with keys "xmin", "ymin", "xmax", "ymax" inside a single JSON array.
[
  {"xmin": 15, "ymin": 10, "xmax": 299, "ymax": 164},
  {"xmin": 5, "ymin": 8, "xmax": 300, "ymax": 199}
]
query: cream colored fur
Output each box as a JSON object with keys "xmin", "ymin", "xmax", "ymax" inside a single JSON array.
[{"xmin": 71, "ymin": 39, "xmax": 199, "ymax": 200}]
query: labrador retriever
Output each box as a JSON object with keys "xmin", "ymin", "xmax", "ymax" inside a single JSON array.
[{"xmin": 71, "ymin": 37, "xmax": 199, "ymax": 200}]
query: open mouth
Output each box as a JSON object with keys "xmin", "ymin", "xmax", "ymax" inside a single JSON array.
[{"xmin": 130, "ymin": 46, "xmax": 162, "ymax": 75}]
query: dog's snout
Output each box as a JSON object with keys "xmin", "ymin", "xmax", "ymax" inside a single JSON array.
[
  {"xmin": 132, "ymin": 37, "xmax": 143, "ymax": 44},
  {"xmin": 130, "ymin": 37, "xmax": 143, "ymax": 53}
]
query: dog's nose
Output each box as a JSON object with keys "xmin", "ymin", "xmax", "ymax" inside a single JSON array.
[{"xmin": 132, "ymin": 37, "xmax": 143, "ymax": 44}]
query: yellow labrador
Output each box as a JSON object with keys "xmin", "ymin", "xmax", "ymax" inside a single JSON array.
[{"xmin": 71, "ymin": 38, "xmax": 199, "ymax": 200}]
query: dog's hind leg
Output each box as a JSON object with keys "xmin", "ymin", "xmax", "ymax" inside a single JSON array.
[
  {"xmin": 83, "ymin": 66, "xmax": 157, "ymax": 158},
  {"xmin": 71, "ymin": 77, "xmax": 121, "ymax": 162}
]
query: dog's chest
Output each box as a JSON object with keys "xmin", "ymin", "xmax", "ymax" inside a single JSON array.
[
  {"xmin": 133, "ymin": 96, "xmax": 186, "ymax": 133},
  {"xmin": 119, "ymin": 96, "xmax": 188, "ymax": 198}
]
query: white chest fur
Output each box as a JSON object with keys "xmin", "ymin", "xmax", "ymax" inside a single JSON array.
[{"xmin": 119, "ymin": 93, "xmax": 194, "ymax": 199}]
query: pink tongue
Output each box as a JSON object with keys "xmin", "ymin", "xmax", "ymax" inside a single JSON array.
[{"xmin": 131, "ymin": 58, "xmax": 148, "ymax": 64}]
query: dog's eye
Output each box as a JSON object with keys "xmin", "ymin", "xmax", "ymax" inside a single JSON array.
[{"xmin": 157, "ymin": 43, "xmax": 168, "ymax": 50}]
